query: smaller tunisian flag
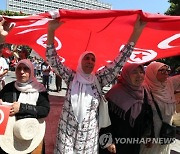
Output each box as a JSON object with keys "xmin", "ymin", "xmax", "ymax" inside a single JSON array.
[
  {"xmin": 0, "ymin": 105, "xmax": 10, "ymax": 135},
  {"xmin": 2, "ymin": 47, "xmax": 13, "ymax": 58},
  {"xmin": 3, "ymin": 9, "xmax": 180, "ymax": 71}
]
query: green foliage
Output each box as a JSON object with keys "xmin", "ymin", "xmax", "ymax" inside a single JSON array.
[
  {"xmin": 165, "ymin": 0, "xmax": 180, "ymax": 15},
  {"xmin": 0, "ymin": 10, "xmax": 27, "ymax": 16},
  {"xmin": 157, "ymin": 56, "xmax": 180, "ymax": 69}
]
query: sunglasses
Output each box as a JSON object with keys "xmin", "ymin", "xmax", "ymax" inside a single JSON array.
[
  {"xmin": 16, "ymin": 66, "xmax": 30, "ymax": 72},
  {"xmin": 158, "ymin": 69, "xmax": 171, "ymax": 74}
]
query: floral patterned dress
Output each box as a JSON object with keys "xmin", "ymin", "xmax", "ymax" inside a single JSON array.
[{"xmin": 46, "ymin": 44, "xmax": 133, "ymax": 154}]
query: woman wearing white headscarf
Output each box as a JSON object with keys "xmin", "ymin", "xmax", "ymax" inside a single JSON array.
[
  {"xmin": 46, "ymin": 17, "xmax": 146, "ymax": 154},
  {"xmin": 140, "ymin": 61, "xmax": 180, "ymax": 154},
  {"xmin": 0, "ymin": 59, "xmax": 50, "ymax": 154}
]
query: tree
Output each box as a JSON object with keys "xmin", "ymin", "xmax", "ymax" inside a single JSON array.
[
  {"xmin": 165, "ymin": 0, "xmax": 180, "ymax": 15},
  {"xmin": 0, "ymin": 10, "xmax": 26, "ymax": 16}
]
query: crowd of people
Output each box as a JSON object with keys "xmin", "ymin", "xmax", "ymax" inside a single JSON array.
[
  {"xmin": 0, "ymin": 44, "xmax": 63, "ymax": 92},
  {"xmin": 0, "ymin": 14, "xmax": 179, "ymax": 154}
]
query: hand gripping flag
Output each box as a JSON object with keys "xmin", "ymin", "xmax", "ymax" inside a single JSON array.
[{"xmin": 3, "ymin": 9, "xmax": 180, "ymax": 71}]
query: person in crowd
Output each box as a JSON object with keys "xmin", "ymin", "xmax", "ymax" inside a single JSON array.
[
  {"xmin": 17, "ymin": 47, "xmax": 29, "ymax": 60},
  {"xmin": 99, "ymin": 63, "xmax": 153, "ymax": 154},
  {"xmin": 0, "ymin": 44, "xmax": 9, "ymax": 90},
  {"xmin": 45, "ymin": 16, "xmax": 145, "ymax": 154},
  {"xmin": 140, "ymin": 61, "xmax": 180, "ymax": 154},
  {"xmin": 36, "ymin": 60, "xmax": 42, "ymax": 76},
  {"xmin": 31, "ymin": 57, "xmax": 38, "ymax": 77},
  {"xmin": 41, "ymin": 61, "xmax": 51, "ymax": 91},
  {"xmin": 55, "ymin": 74, "xmax": 62, "ymax": 92},
  {"xmin": 8, "ymin": 46, "xmax": 28, "ymax": 71},
  {"xmin": 49, "ymin": 68, "xmax": 54, "ymax": 85},
  {"xmin": 0, "ymin": 59, "xmax": 50, "ymax": 154},
  {"xmin": 9, "ymin": 56, "xmax": 18, "ymax": 71}
]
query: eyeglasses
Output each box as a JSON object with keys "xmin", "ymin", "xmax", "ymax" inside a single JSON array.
[
  {"xmin": 16, "ymin": 66, "xmax": 30, "ymax": 72},
  {"xmin": 158, "ymin": 69, "xmax": 171, "ymax": 74}
]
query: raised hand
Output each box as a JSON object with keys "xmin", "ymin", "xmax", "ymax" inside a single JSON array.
[
  {"xmin": 128, "ymin": 15, "xmax": 147, "ymax": 45},
  {"xmin": 47, "ymin": 19, "xmax": 64, "ymax": 45},
  {"xmin": 48, "ymin": 19, "xmax": 63, "ymax": 32},
  {"xmin": 0, "ymin": 19, "xmax": 14, "ymax": 44}
]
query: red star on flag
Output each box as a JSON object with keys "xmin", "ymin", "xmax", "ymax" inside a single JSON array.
[{"xmin": 134, "ymin": 52, "xmax": 144, "ymax": 60}]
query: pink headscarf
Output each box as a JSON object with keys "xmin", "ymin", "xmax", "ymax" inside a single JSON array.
[
  {"xmin": 106, "ymin": 63, "xmax": 144, "ymax": 126},
  {"xmin": 15, "ymin": 59, "xmax": 46, "ymax": 92},
  {"xmin": 144, "ymin": 61, "xmax": 176, "ymax": 115},
  {"xmin": 15, "ymin": 59, "xmax": 34, "ymax": 82}
]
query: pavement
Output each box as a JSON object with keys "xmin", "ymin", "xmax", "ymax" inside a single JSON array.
[{"xmin": 4, "ymin": 71, "xmax": 180, "ymax": 154}]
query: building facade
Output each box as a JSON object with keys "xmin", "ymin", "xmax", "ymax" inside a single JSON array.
[{"xmin": 7, "ymin": 0, "xmax": 111, "ymax": 15}]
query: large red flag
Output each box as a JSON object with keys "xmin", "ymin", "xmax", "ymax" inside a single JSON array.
[{"xmin": 4, "ymin": 9, "xmax": 180, "ymax": 71}]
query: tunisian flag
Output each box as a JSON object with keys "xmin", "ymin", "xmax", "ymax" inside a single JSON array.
[{"xmin": 3, "ymin": 9, "xmax": 180, "ymax": 71}]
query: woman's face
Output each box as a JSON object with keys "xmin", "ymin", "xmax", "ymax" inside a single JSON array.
[
  {"xmin": 16, "ymin": 63, "xmax": 31, "ymax": 83},
  {"xmin": 81, "ymin": 53, "xmax": 95, "ymax": 74},
  {"xmin": 129, "ymin": 66, "xmax": 145, "ymax": 86},
  {"xmin": 156, "ymin": 65, "xmax": 170, "ymax": 82}
]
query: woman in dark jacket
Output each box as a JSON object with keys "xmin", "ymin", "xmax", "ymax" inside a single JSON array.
[
  {"xmin": 99, "ymin": 63, "xmax": 153, "ymax": 154},
  {"xmin": 0, "ymin": 59, "xmax": 50, "ymax": 154}
]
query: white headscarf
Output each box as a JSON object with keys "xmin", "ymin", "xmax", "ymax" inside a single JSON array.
[
  {"xmin": 71, "ymin": 51, "xmax": 96, "ymax": 123},
  {"xmin": 145, "ymin": 61, "xmax": 176, "ymax": 115}
]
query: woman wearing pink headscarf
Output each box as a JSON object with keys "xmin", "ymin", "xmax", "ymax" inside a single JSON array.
[
  {"xmin": 100, "ymin": 63, "xmax": 153, "ymax": 154},
  {"xmin": 0, "ymin": 59, "xmax": 50, "ymax": 119},
  {"xmin": 0, "ymin": 59, "xmax": 50, "ymax": 154},
  {"xmin": 140, "ymin": 61, "xmax": 180, "ymax": 154}
]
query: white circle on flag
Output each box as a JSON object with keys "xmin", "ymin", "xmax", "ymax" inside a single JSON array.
[
  {"xmin": 36, "ymin": 34, "xmax": 62, "ymax": 50},
  {"xmin": 119, "ymin": 45, "xmax": 157, "ymax": 63},
  {"xmin": 128, "ymin": 48, "xmax": 157, "ymax": 63}
]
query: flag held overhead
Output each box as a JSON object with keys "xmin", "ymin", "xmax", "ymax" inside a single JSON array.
[{"xmin": 4, "ymin": 9, "xmax": 180, "ymax": 71}]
